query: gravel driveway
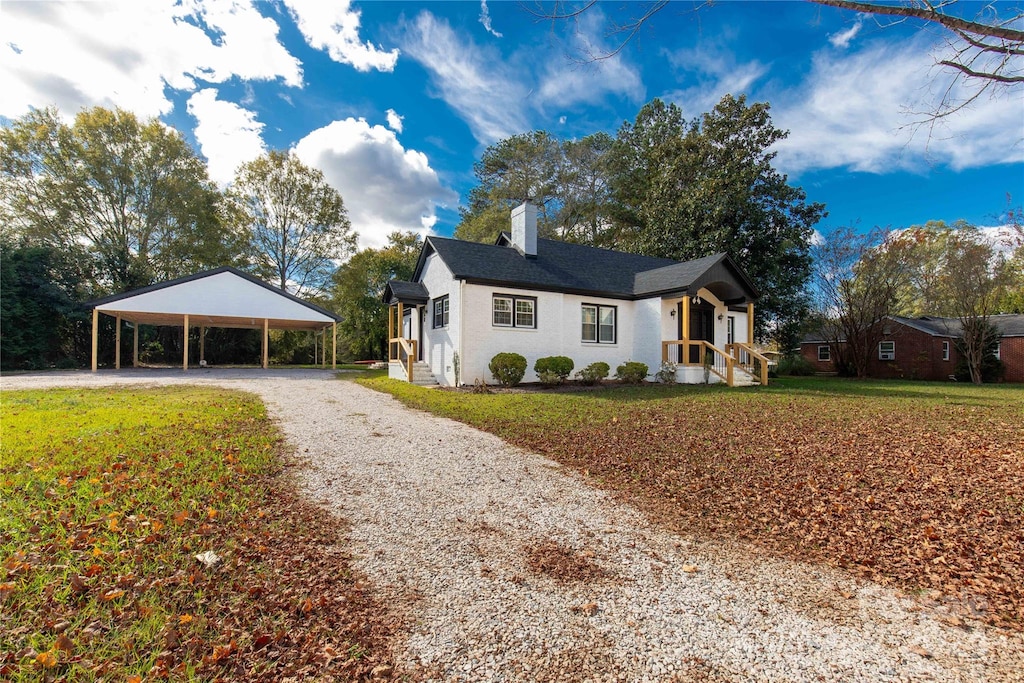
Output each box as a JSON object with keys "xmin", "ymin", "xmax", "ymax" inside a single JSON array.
[{"xmin": 4, "ymin": 369, "xmax": 1023, "ymax": 682}]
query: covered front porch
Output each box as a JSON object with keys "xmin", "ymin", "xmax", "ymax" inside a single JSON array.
[
  {"xmin": 383, "ymin": 280, "xmax": 434, "ymax": 385},
  {"xmin": 642, "ymin": 255, "xmax": 768, "ymax": 386}
]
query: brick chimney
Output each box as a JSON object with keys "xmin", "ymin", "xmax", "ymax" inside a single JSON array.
[{"xmin": 510, "ymin": 200, "xmax": 537, "ymax": 258}]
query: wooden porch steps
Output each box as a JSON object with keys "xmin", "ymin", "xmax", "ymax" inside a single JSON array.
[{"xmin": 390, "ymin": 360, "xmax": 439, "ymax": 386}]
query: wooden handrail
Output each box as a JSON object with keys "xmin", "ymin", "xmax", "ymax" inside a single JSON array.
[
  {"xmin": 389, "ymin": 336, "xmax": 417, "ymax": 382},
  {"xmin": 729, "ymin": 342, "xmax": 770, "ymax": 386},
  {"xmin": 661, "ymin": 339, "xmax": 736, "ymax": 385}
]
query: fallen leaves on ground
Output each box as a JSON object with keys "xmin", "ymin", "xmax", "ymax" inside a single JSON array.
[{"xmin": 492, "ymin": 384, "xmax": 1024, "ymax": 629}]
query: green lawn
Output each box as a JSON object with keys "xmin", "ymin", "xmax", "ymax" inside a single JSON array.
[
  {"xmin": 0, "ymin": 387, "xmax": 392, "ymax": 680},
  {"xmin": 361, "ymin": 376, "xmax": 1024, "ymax": 629}
]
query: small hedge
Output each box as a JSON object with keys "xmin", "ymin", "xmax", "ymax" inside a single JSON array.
[
  {"xmin": 489, "ymin": 352, "xmax": 527, "ymax": 387},
  {"xmin": 576, "ymin": 362, "xmax": 610, "ymax": 386},
  {"xmin": 615, "ymin": 361, "xmax": 648, "ymax": 384},
  {"xmin": 534, "ymin": 356, "xmax": 574, "ymax": 385}
]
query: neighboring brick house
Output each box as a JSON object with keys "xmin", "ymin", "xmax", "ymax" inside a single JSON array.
[{"xmin": 800, "ymin": 314, "xmax": 1024, "ymax": 382}]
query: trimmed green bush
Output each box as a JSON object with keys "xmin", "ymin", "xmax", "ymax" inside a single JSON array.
[
  {"xmin": 576, "ymin": 361, "xmax": 610, "ymax": 386},
  {"xmin": 489, "ymin": 352, "xmax": 527, "ymax": 387},
  {"xmin": 534, "ymin": 356, "xmax": 574, "ymax": 384},
  {"xmin": 615, "ymin": 361, "xmax": 648, "ymax": 384},
  {"xmin": 777, "ymin": 354, "xmax": 816, "ymax": 376}
]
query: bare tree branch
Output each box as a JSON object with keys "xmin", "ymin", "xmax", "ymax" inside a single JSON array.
[{"xmin": 814, "ymin": 0, "xmax": 1024, "ymax": 43}]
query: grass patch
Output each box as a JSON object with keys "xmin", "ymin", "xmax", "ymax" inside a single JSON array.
[
  {"xmin": 1, "ymin": 386, "xmax": 394, "ymax": 680},
  {"xmin": 361, "ymin": 375, "xmax": 1024, "ymax": 628}
]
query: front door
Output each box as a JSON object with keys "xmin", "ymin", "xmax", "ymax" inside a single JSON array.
[{"xmin": 678, "ymin": 302, "xmax": 715, "ymax": 363}]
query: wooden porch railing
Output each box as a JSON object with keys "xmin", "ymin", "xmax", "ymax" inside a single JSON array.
[
  {"xmin": 388, "ymin": 337, "xmax": 417, "ymax": 382},
  {"xmin": 661, "ymin": 339, "xmax": 735, "ymax": 385},
  {"xmin": 727, "ymin": 342, "xmax": 770, "ymax": 386},
  {"xmin": 661, "ymin": 339, "xmax": 770, "ymax": 386}
]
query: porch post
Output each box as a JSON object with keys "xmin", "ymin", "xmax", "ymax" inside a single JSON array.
[
  {"xmin": 332, "ymin": 322, "xmax": 337, "ymax": 370},
  {"xmin": 747, "ymin": 302, "xmax": 754, "ymax": 346},
  {"xmin": 681, "ymin": 296, "xmax": 691, "ymax": 364},
  {"xmin": 133, "ymin": 323, "xmax": 139, "ymax": 368},
  {"xmin": 182, "ymin": 314, "xmax": 189, "ymax": 371},
  {"xmin": 115, "ymin": 315, "xmax": 122, "ymax": 370},
  {"xmin": 262, "ymin": 318, "xmax": 269, "ymax": 369},
  {"xmin": 199, "ymin": 326, "xmax": 206, "ymax": 364},
  {"xmin": 387, "ymin": 304, "xmax": 394, "ymax": 360},
  {"xmin": 91, "ymin": 308, "xmax": 98, "ymax": 372}
]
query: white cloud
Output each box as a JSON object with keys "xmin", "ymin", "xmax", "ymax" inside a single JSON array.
[
  {"xmin": 828, "ymin": 15, "xmax": 866, "ymax": 49},
  {"xmin": 400, "ymin": 11, "xmax": 531, "ymax": 143},
  {"xmin": 479, "ymin": 0, "xmax": 503, "ymax": 38},
  {"xmin": 293, "ymin": 117, "xmax": 458, "ymax": 249},
  {"xmin": 661, "ymin": 43, "xmax": 768, "ymax": 119},
  {"xmin": 385, "ymin": 108, "xmax": 404, "ymax": 133},
  {"xmin": 771, "ymin": 38, "xmax": 1024, "ymax": 175},
  {"xmin": 187, "ymin": 89, "xmax": 266, "ymax": 185},
  {"xmin": 0, "ymin": 0, "xmax": 301, "ymax": 120},
  {"xmin": 401, "ymin": 10, "xmax": 643, "ymax": 144},
  {"xmin": 282, "ymin": 0, "xmax": 399, "ymax": 72}
]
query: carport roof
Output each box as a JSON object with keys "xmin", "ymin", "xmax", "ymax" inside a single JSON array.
[{"xmin": 89, "ymin": 267, "xmax": 340, "ymax": 330}]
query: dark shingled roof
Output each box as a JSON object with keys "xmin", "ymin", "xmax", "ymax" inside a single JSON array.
[
  {"xmin": 383, "ymin": 280, "xmax": 428, "ymax": 305},
  {"xmin": 801, "ymin": 314, "xmax": 1024, "ymax": 344},
  {"xmin": 409, "ymin": 235, "xmax": 758, "ymax": 302}
]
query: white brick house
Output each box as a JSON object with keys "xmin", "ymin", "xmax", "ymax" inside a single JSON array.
[{"xmin": 383, "ymin": 202, "xmax": 767, "ymax": 387}]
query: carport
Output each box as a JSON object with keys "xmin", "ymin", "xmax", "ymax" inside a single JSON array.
[{"xmin": 88, "ymin": 267, "xmax": 340, "ymax": 371}]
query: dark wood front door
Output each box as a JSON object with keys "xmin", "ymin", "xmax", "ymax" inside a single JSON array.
[{"xmin": 678, "ymin": 302, "xmax": 715, "ymax": 363}]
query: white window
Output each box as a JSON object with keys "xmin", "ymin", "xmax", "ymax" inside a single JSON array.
[
  {"xmin": 942, "ymin": 341, "xmax": 950, "ymax": 361},
  {"xmin": 493, "ymin": 295, "xmax": 536, "ymax": 329},
  {"xmin": 582, "ymin": 304, "xmax": 616, "ymax": 344},
  {"xmin": 433, "ymin": 296, "xmax": 449, "ymax": 328},
  {"xmin": 727, "ymin": 316, "xmax": 735, "ymax": 345},
  {"xmin": 995, "ymin": 341, "xmax": 1001, "ymax": 360},
  {"xmin": 879, "ymin": 341, "xmax": 895, "ymax": 361},
  {"xmin": 818, "ymin": 345, "xmax": 831, "ymax": 362}
]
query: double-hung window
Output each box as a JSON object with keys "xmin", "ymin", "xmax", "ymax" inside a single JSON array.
[
  {"xmin": 818, "ymin": 345, "xmax": 831, "ymax": 362},
  {"xmin": 432, "ymin": 295, "xmax": 449, "ymax": 328},
  {"xmin": 492, "ymin": 295, "xmax": 536, "ymax": 329},
  {"xmin": 581, "ymin": 304, "xmax": 616, "ymax": 344},
  {"xmin": 879, "ymin": 341, "xmax": 896, "ymax": 360},
  {"xmin": 942, "ymin": 341, "xmax": 950, "ymax": 361}
]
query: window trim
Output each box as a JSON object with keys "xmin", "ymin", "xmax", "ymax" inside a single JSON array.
[
  {"xmin": 995, "ymin": 341, "xmax": 1001, "ymax": 360},
  {"xmin": 492, "ymin": 294, "xmax": 537, "ymax": 329},
  {"xmin": 432, "ymin": 295, "xmax": 449, "ymax": 329},
  {"xmin": 727, "ymin": 316, "xmax": 736, "ymax": 345},
  {"xmin": 818, "ymin": 345, "xmax": 831, "ymax": 362},
  {"xmin": 581, "ymin": 303, "xmax": 618, "ymax": 344},
  {"xmin": 879, "ymin": 340, "xmax": 896, "ymax": 360},
  {"xmin": 942, "ymin": 340, "xmax": 950, "ymax": 361}
]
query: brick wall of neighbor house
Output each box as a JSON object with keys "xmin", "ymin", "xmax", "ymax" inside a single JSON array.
[
  {"xmin": 801, "ymin": 327, "xmax": 959, "ymax": 380},
  {"xmin": 1002, "ymin": 337, "xmax": 1024, "ymax": 383},
  {"xmin": 865, "ymin": 326, "xmax": 958, "ymax": 380},
  {"xmin": 801, "ymin": 342, "xmax": 837, "ymax": 373}
]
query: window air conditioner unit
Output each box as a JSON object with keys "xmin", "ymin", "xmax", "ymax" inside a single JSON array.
[{"xmin": 879, "ymin": 351, "xmax": 895, "ymax": 361}]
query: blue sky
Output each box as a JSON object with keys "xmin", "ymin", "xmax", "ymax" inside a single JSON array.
[{"xmin": 2, "ymin": 0, "xmax": 1022, "ymax": 249}]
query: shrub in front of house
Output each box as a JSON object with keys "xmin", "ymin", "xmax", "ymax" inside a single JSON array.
[
  {"xmin": 576, "ymin": 361, "xmax": 610, "ymax": 386},
  {"xmin": 654, "ymin": 361, "xmax": 678, "ymax": 384},
  {"xmin": 489, "ymin": 352, "xmax": 527, "ymax": 387},
  {"xmin": 534, "ymin": 356, "xmax": 574, "ymax": 385},
  {"xmin": 615, "ymin": 361, "xmax": 648, "ymax": 384}
]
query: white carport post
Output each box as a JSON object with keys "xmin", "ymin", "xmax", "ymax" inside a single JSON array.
[
  {"xmin": 262, "ymin": 318, "xmax": 269, "ymax": 369},
  {"xmin": 133, "ymin": 323, "xmax": 139, "ymax": 367},
  {"xmin": 199, "ymin": 326, "xmax": 206, "ymax": 364},
  {"xmin": 115, "ymin": 315, "xmax": 122, "ymax": 369},
  {"xmin": 332, "ymin": 322, "xmax": 337, "ymax": 369},
  {"xmin": 183, "ymin": 314, "xmax": 189, "ymax": 371},
  {"xmin": 91, "ymin": 308, "xmax": 99, "ymax": 372}
]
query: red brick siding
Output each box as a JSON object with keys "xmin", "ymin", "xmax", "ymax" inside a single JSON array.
[{"xmin": 1001, "ymin": 337, "xmax": 1024, "ymax": 383}]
